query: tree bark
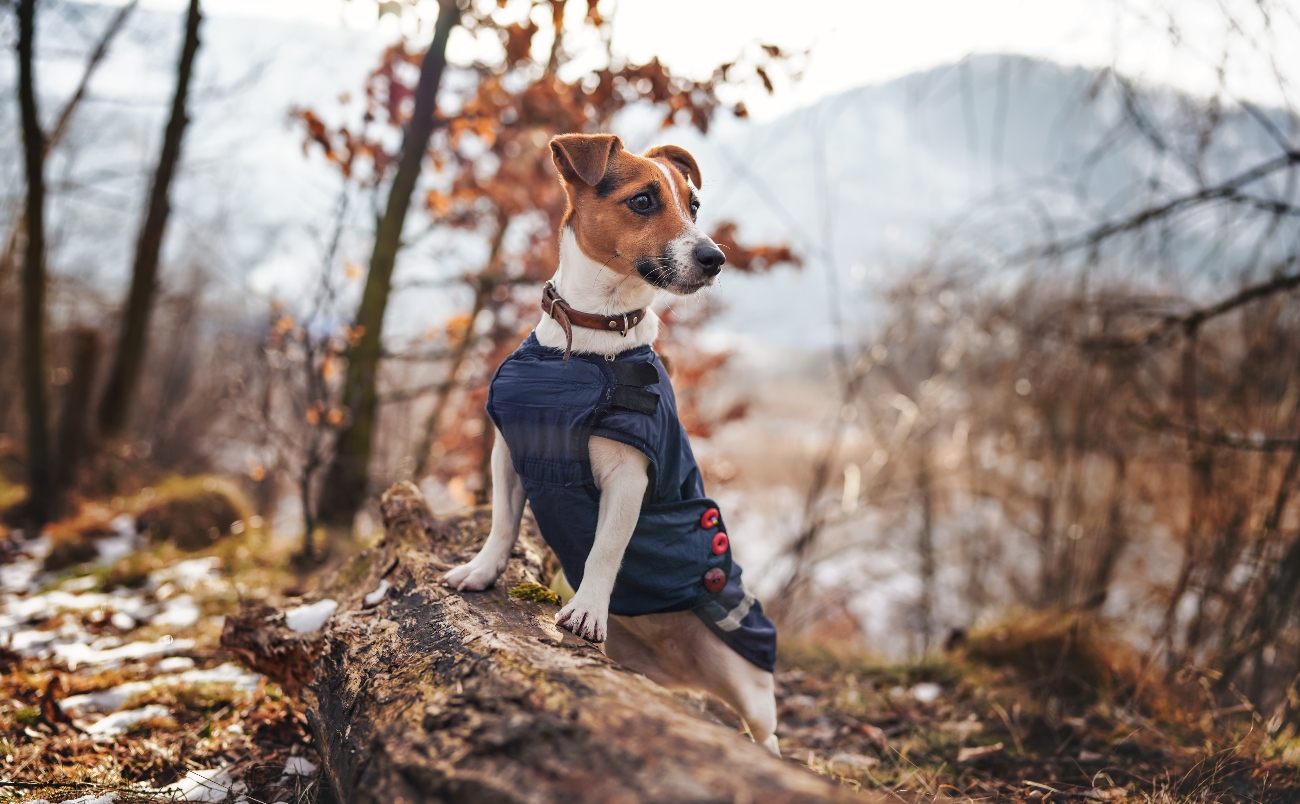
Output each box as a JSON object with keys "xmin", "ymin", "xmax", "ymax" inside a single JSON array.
[
  {"xmin": 917, "ymin": 451, "xmax": 935, "ymax": 654},
  {"xmin": 413, "ymin": 211, "xmax": 509, "ymax": 478},
  {"xmin": 317, "ymin": 0, "xmax": 461, "ymax": 528},
  {"xmin": 55, "ymin": 328, "xmax": 101, "ymax": 489},
  {"xmin": 224, "ymin": 482, "xmax": 864, "ymax": 804},
  {"xmin": 16, "ymin": 0, "xmax": 59, "ymax": 527},
  {"xmin": 97, "ymin": 0, "xmax": 201, "ymax": 440},
  {"xmin": 0, "ymin": 1, "xmax": 136, "ymax": 439}
]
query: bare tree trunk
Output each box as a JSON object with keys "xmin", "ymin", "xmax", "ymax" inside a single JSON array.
[
  {"xmin": 0, "ymin": 2, "xmax": 136, "ymax": 438},
  {"xmin": 1082, "ymin": 455, "xmax": 1127, "ymax": 612},
  {"xmin": 55, "ymin": 328, "xmax": 101, "ymax": 490},
  {"xmin": 223, "ymin": 483, "xmax": 864, "ymax": 804},
  {"xmin": 97, "ymin": 0, "xmax": 201, "ymax": 440},
  {"xmin": 413, "ymin": 213, "xmax": 508, "ymax": 478},
  {"xmin": 1161, "ymin": 327, "xmax": 1212, "ymax": 669},
  {"xmin": 16, "ymin": 0, "xmax": 58, "ymax": 528},
  {"xmin": 1216, "ymin": 435, "xmax": 1300, "ymax": 687},
  {"xmin": 1034, "ymin": 465, "xmax": 1059, "ymax": 608},
  {"xmin": 917, "ymin": 451, "xmax": 936, "ymax": 654},
  {"xmin": 316, "ymin": 0, "xmax": 461, "ymax": 528}
]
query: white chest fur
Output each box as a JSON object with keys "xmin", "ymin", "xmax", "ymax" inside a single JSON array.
[{"xmin": 534, "ymin": 227, "xmax": 661, "ymax": 356}]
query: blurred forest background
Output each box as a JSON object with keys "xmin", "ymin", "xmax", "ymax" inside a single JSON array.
[{"xmin": 3, "ymin": 0, "xmax": 1300, "ymax": 801}]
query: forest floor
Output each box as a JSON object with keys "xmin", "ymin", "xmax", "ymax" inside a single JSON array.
[{"xmin": 0, "ymin": 479, "xmax": 1297, "ymax": 803}]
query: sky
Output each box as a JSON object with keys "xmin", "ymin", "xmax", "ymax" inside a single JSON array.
[{"xmin": 106, "ymin": 0, "xmax": 1300, "ymax": 121}]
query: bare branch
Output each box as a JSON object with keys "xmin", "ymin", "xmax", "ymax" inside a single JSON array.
[
  {"xmin": 1085, "ymin": 265, "xmax": 1300, "ymax": 349},
  {"xmin": 1038, "ymin": 150, "xmax": 1300, "ymax": 259},
  {"xmin": 47, "ymin": 0, "xmax": 138, "ymax": 150}
]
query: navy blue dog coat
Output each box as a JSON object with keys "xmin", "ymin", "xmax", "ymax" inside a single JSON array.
[{"xmin": 486, "ymin": 333, "xmax": 777, "ymax": 672}]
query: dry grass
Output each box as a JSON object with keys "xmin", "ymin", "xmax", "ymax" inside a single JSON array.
[
  {"xmin": 760, "ymin": 622, "xmax": 1300, "ymax": 802},
  {"xmin": 3, "ymin": 484, "xmax": 1298, "ymax": 802},
  {"xmin": 0, "ymin": 489, "xmax": 332, "ymax": 804}
]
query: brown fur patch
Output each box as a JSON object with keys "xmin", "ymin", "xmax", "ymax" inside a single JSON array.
[
  {"xmin": 550, "ymin": 135, "xmax": 701, "ymax": 279},
  {"xmin": 644, "ymin": 144, "xmax": 702, "ymax": 189}
]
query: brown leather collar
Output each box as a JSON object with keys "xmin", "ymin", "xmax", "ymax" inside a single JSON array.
[{"xmin": 541, "ymin": 283, "xmax": 647, "ymax": 361}]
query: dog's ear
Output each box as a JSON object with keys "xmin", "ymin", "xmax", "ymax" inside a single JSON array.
[
  {"xmin": 550, "ymin": 134, "xmax": 622, "ymax": 187},
  {"xmin": 644, "ymin": 144, "xmax": 702, "ymax": 189}
]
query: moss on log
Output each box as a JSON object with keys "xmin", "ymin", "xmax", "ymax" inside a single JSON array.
[{"xmin": 225, "ymin": 482, "xmax": 868, "ymax": 803}]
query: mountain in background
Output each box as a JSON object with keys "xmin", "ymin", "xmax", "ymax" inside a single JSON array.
[
  {"xmin": 3, "ymin": 6, "xmax": 1288, "ymax": 353},
  {"xmin": 688, "ymin": 54, "xmax": 1291, "ymax": 351}
]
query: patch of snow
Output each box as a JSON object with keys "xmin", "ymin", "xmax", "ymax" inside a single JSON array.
[
  {"xmin": 4, "ymin": 520, "xmax": 136, "ymax": 597},
  {"xmin": 282, "ymin": 756, "xmax": 317, "ymax": 777},
  {"xmin": 177, "ymin": 662, "xmax": 262, "ymax": 692},
  {"xmin": 110, "ymin": 612, "xmax": 136, "ymax": 630},
  {"xmin": 95, "ymin": 516, "xmax": 141, "ymax": 566},
  {"xmin": 61, "ymin": 663, "xmax": 261, "ymax": 714},
  {"xmin": 84, "ymin": 704, "xmax": 170, "ymax": 735},
  {"xmin": 55, "ymin": 637, "xmax": 195, "ymax": 670},
  {"xmin": 60, "ymin": 681, "xmax": 154, "ymax": 714},
  {"xmin": 61, "ymin": 576, "xmax": 99, "ymax": 592},
  {"xmin": 10, "ymin": 629, "xmax": 60, "ymax": 652},
  {"xmin": 363, "ymin": 580, "xmax": 390, "ymax": 607},
  {"xmin": 158, "ymin": 767, "xmax": 247, "ymax": 802},
  {"xmin": 61, "ymin": 793, "xmax": 117, "ymax": 804},
  {"xmin": 910, "ymin": 682, "xmax": 943, "ymax": 703},
  {"xmin": 156, "ymin": 656, "xmax": 197, "ymax": 672},
  {"xmin": 2, "ymin": 587, "xmax": 153, "ymax": 626},
  {"xmin": 150, "ymin": 557, "xmax": 222, "ymax": 591},
  {"xmin": 285, "ymin": 599, "xmax": 337, "ymax": 633},
  {"xmin": 95, "ymin": 534, "xmax": 138, "ymax": 566},
  {"xmin": 152, "ymin": 594, "xmax": 200, "ymax": 627},
  {"xmin": 0, "ymin": 536, "xmax": 50, "ymax": 593},
  {"xmin": 109, "ymin": 514, "xmax": 135, "ymax": 534},
  {"xmin": 7, "ymin": 590, "xmax": 112, "ymax": 619}
]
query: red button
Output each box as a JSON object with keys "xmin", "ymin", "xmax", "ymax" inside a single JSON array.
[
  {"xmin": 703, "ymin": 567, "xmax": 727, "ymax": 593},
  {"xmin": 700, "ymin": 507, "xmax": 720, "ymax": 529},
  {"xmin": 712, "ymin": 532, "xmax": 729, "ymax": 555}
]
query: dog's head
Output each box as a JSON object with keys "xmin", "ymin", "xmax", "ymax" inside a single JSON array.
[{"xmin": 550, "ymin": 133, "xmax": 725, "ymax": 295}]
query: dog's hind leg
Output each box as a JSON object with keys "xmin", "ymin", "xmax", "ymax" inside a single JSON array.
[
  {"xmin": 443, "ymin": 428, "xmax": 526, "ymax": 591},
  {"xmin": 692, "ymin": 627, "xmax": 780, "ymax": 756},
  {"xmin": 608, "ymin": 613, "xmax": 780, "ymax": 756}
]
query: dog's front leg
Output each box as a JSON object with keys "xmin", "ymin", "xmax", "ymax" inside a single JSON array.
[
  {"xmin": 442, "ymin": 427, "xmax": 526, "ymax": 591},
  {"xmin": 556, "ymin": 436, "xmax": 648, "ymax": 643}
]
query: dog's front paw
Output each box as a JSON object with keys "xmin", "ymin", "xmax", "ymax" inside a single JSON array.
[
  {"xmin": 555, "ymin": 596, "xmax": 608, "ymax": 643},
  {"xmin": 442, "ymin": 560, "xmax": 502, "ymax": 592}
]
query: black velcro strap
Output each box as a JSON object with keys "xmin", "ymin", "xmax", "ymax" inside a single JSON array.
[
  {"xmin": 612, "ymin": 386, "xmax": 659, "ymax": 415},
  {"xmin": 612, "ymin": 362, "xmax": 660, "ymax": 388}
]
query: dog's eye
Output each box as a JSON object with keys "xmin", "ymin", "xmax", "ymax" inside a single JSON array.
[
  {"xmin": 627, "ymin": 193, "xmax": 655, "ymax": 213},
  {"xmin": 689, "ymin": 198, "xmax": 700, "ymax": 217}
]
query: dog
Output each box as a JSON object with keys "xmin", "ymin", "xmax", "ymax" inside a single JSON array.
[{"xmin": 442, "ymin": 133, "xmax": 779, "ymax": 755}]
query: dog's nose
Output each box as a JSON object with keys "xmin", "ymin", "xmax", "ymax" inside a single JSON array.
[{"xmin": 693, "ymin": 243, "xmax": 725, "ymax": 276}]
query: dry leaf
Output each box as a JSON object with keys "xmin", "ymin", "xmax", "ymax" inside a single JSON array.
[
  {"xmin": 1082, "ymin": 788, "xmax": 1127, "ymax": 801},
  {"xmin": 957, "ymin": 742, "xmax": 1004, "ymax": 762}
]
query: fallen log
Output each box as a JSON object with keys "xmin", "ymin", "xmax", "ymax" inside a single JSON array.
[{"xmin": 224, "ymin": 481, "xmax": 869, "ymax": 803}]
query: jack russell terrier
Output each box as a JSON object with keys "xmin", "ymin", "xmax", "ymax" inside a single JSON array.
[{"xmin": 442, "ymin": 133, "xmax": 779, "ymax": 754}]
